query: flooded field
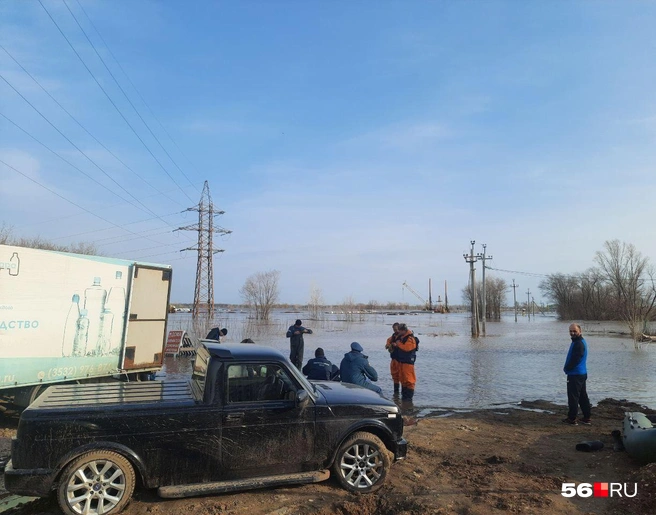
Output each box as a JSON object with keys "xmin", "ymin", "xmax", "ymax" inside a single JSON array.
[{"xmin": 164, "ymin": 311, "xmax": 656, "ymax": 410}]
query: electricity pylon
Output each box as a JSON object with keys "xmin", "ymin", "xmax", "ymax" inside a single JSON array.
[{"xmin": 176, "ymin": 181, "xmax": 231, "ymax": 320}]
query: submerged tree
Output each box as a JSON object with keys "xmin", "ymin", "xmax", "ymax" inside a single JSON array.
[
  {"xmin": 540, "ymin": 240, "xmax": 656, "ymax": 344},
  {"xmin": 240, "ymin": 270, "xmax": 281, "ymax": 320},
  {"xmin": 595, "ymin": 240, "xmax": 656, "ymax": 341},
  {"xmin": 461, "ymin": 275, "xmax": 507, "ymax": 320},
  {"xmin": 308, "ymin": 284, "xmax": 324, "ymax": 320}
]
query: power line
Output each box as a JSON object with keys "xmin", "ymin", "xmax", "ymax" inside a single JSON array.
[
  {"xmin": 72, "ymin": 0, "xmax": 203, "ymax": 183},
  {"xmin": 0, "ymin": 158, "xmax": 168, "ymax": 247},
  {"xmin": 47, "ymin": 210, "xmax": 186, "ymax": 242},
  {"xmin": 0, "ymin": 109, "xmax": 146, "ymax": 213},
  {"xmin": 62, "ymin": 0, "xmax": 199, "ymax": 192},
  {"xmin": 0, "ymin": 43, "xmax": 186, "ymax": 209},
  {"xmin": 94, "ymin": 227, "xmax": 185, "ymax": 247},
  {"xmin": 484, "ymin": 265, "xmax": 548, "ymax": 278},
  {"xmin": 38, "ymin": 0, "xmax": 195, "ymax": 203},
  {"xmin": 0, "ymin": 109, "xmax": 189, "ymax": 243},
  {"xmin": 0, "ymin": 81, "xmax": 173, "ymax": 225}
]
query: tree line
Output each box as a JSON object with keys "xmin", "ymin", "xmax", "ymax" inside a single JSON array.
[
  {"xmin": 1, "ymin": 224, "xmax": 98, "ymax": 255},
  {"xmin": 539, "ymin": 240, "xmax": 656, "ymax": 341}
]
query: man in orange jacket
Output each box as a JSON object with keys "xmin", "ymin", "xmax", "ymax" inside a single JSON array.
[
  {"xmin": 385, "ymin": 322, "xmax": 401, "ymax": 395},
  {"xmin": 388, "ymin": 323, "xmax": 417, "ymax": 401}
]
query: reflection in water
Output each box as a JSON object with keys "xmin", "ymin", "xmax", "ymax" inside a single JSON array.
[{"xmin": 164, "ymin": 311, "xmax": 656, "ymax": 410}]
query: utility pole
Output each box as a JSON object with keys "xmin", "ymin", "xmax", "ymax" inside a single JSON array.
[
  {"xmin": 428, "ymin": 278, "xmax": 433, "ymax": 311},
  {"xmin": 526, "ymin": 289, "xmax": 531, "ymax": 321},
  {"xmin": 479, "ymin": 244, "xmax": 492, "ymax": 336},
  {"xmin": 444, "ymin": 280, "xmax": 449, "ymax": 313},
  {"xmin": 463, "ymin": 241, "xmax": 480, "ymax": 337},
  {"xmin": 176, "ymin": 181, "xmax": 232, "ymax": 320},
  {"xmin": 532, "ymin": 296, "xmax": 536, "ymax": 318},
  {"xmin": 511, "ymin": 279, "xmax": 519, "ymax": 323}
]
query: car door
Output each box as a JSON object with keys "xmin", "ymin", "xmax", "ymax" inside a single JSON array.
[{"xmin": 220, "ymin": 362, "xmax": 316, "ymax": 479}]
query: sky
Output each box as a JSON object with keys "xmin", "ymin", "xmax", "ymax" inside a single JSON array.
[{"xmin": 2, "ymin": 0, "xmax": 656, "ymax": 306}]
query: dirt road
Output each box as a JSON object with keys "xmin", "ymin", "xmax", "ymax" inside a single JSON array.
[{"xmin": 1, "ymin": 398, "xmax": 655, "ymax": 515}]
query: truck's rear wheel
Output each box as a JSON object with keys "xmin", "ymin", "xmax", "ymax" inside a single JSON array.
[
  {"xmin": 332, "ymin": 431, "xmax": 390, "ymax": 493},
  {"xmin": 12, "ymin": 385, "xmax": 44, "ymax": 408},
  {"xmin": 57, "ymin": 450, "xmax": 135, "ymax": 515}
]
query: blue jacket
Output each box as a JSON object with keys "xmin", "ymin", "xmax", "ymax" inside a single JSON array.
[
  {"xmin": 340, "ymin": 350, "xmax": 378, "ymax": 388},
  {"xmin": 564, "ymin": 336, "xmax": 588, "ymax": 375},
  {"xmin": 302, "ymin": 356, "xmax": 334, "ymax": 380}
]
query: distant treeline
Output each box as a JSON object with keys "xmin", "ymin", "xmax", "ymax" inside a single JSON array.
[
  {"xmin": 539, "ymin": 240, "xmax": 656, "ymax": 340},
  {"xmin": 1, "ymin": 224, "xmax": 98, "ymax": 255}
]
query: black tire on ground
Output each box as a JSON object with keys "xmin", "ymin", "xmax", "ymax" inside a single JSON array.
[
  {"xmin": 12, "ymin": 385, "xmax": 44, "ymax": 408},
  {"xmin": 332, "ymin": 431, "xmax": 390, "ymax": 493},
  {"xmin": 57, "ymin": 450, "xmax": 136, "ymax": 515}
]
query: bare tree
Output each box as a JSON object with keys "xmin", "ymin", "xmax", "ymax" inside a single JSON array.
[
  {"xmin": 0, "ymin": 223, "xmax": 11, "ymax": 244},
  {"xmin": 461, "ymin": 276, "xmax": 507, "ymax": 321},
  {"xmin": 308, "ymin": 284, "xmax": 323, "ymax": 320},
  {"xmin": 485, "ymin": 277, "xmax": 508, "ymax": 320},
  {"xmin": 540, "ymin": 273, "xmax": 581, "ymax": 319},
  {"xmin": 366, "ymin": 299, "xmax": 380, "ymax": 313},
  {"xmin": 1, "ymin": 224, "xmax": 98, "ymax": 255},
  {"xmin": 240, "ymin": 270, "xmax": 281, "ymax": 320},
  {"xmin": 340, "ymin": 295, "xmax": 356, "ymax": 322},
  {"xmin": 595, "ymin": 240, "xmax": 656, "ymax": 341}
]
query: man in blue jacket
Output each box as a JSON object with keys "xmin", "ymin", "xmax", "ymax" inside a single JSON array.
[
  {"xmin": 563, "ymin": 323, "xmax": 592, "ymax": 425},
  {"xmin": 302, "ymin": 348, "xmax": 339, "ymax": 380},
  {"xmin": 340, "ymin": 342, "xmax": 382, "ymax": 394}
]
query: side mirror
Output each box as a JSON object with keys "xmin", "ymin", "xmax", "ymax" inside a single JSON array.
[{"xmin": 295, "ymin": 389, "xmax": 310, "ymax": 408}]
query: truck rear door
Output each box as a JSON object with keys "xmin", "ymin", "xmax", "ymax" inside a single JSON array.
[{"xmin": 122, "ymin": 266, "xmax": 171, "ymax": 370}]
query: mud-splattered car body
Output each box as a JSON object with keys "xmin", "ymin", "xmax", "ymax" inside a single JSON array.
[{"xmin": 5, "ymin": 343, "xmax": 406, "ymax": 513}]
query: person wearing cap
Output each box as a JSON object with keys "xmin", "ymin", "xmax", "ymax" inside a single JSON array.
[
  {"xmin": 388, "ymin": 323, "xmax": 417, "ymax": 401},
  {"xmin": 340, "ymin": 342, "xmax": 382, "ymax": 394},
  {"xmin": 286, "ymin": 319, "xmax": 313, "ymax": 369},
  {"xmin": 302, "ymin": 348, "xmax": 339, "ymax": 381}
]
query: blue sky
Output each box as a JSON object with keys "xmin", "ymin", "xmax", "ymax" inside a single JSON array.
[{"xmin": 2, "ymin": 1, "xmax": 656, "ymax": 305}]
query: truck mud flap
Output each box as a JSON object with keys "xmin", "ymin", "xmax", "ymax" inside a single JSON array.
[{"xmin": 157, "ymin": 470, "xmax": 330, "ymax": 499}]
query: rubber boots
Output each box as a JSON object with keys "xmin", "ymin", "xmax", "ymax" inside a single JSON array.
[
  {"xmin": 393, "ymin": 383, "xmax": 400, "ymax": 394},
  {"xmin": 401, "ymin": 387, "xmax": 414, "ymax": 401}
]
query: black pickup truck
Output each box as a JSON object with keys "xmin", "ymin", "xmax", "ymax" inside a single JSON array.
[{"xmin": 5, "ymin": 343, "xmax": 407, "ymax": 515}]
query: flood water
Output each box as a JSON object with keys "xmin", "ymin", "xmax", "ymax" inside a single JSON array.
[{"xmin": 164, "ymin": 311, "xmax": 656, "ymax": 411}]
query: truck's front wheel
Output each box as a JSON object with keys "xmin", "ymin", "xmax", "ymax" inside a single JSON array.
[
  {"xmin": 57, "ymin": 450, "xmax": 136, "ymax": 515},
  {"xmin": 332, "ymin": 432, "xmax": 390, "ymax": 493}
]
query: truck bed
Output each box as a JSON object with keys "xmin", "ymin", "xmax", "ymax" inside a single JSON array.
[{"xmin": 27, "ymin": 380, "xmax": 197, "ymax": 411}]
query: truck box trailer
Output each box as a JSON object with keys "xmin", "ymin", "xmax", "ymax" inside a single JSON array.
[{"xmin": 0, "ymin": 244, "xmax": 172, "ymax": 406}]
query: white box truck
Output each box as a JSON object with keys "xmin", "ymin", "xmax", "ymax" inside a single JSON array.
[{"xmin": 0, "ymin": 244, "xmax": 172, "ymax": 406}]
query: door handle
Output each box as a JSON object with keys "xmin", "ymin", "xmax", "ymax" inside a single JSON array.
[{"xmin": 225, "ymin": 412, "xmax": 244, "ymax": 421}]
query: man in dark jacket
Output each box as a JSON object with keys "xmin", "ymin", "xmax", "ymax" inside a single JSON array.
[
  {"xmin": 286, "ymin": 319, "xmax": 313, "ymax": 369},
  {"xmin": 206, "ymin": 327, "xmax": 227, "ymax": 342},
  {"xmin": 563, "ymin": 323, "xmax": 591, "ymax": 425},
  {"xmin": 302, "ymin": 348, "xmax": 339, "ymax": 380},
  {"xmin": 340, "ymin": 342, "xmax": 382, "ymax": 394}
]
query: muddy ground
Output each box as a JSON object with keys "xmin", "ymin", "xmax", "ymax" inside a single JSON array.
[{"xmin": 1, "ymin": 398, "xmax": 655, "ymax": 515}]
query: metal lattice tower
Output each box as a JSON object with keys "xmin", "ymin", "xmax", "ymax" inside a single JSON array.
[{"xmin": 176, "ymin": 181, "xmax": 231, "ymax": 319}]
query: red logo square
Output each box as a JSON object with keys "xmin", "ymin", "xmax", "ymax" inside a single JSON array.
[{"xmin": 594, "ymin": 482, "xmax": 609, "ymax": 497}]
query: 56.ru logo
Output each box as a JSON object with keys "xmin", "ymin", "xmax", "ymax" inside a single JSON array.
[{"xmin": 562, "ymin": 482, "xmax": 637, "ymax": 498}]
